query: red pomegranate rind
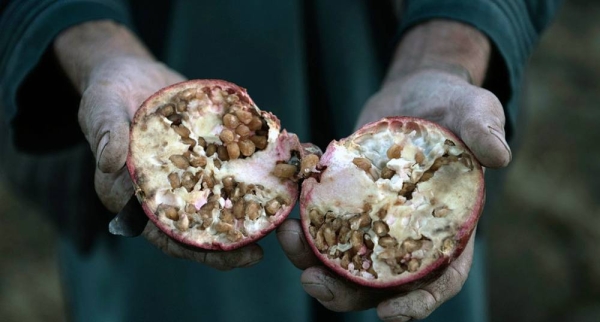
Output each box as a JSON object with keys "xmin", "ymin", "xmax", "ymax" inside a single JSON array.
[
  {"xmin": 300, "ymin": 117, "xmax": 484, "ymax": 289},
  {"xmin": 127, "ymin": 79, "xmax": 303, "ymax": 251}
]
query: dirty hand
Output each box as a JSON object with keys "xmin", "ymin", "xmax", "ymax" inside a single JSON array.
[
  {"xmin": 54, "ymin": 20, "xmax": 263, "ymax": 270},
  {"xmin": 278, "ymin": 20, "xmax": 511, "ymax": 320}
]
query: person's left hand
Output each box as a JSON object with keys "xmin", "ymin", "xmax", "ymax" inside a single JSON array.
[{"xmin": 277, "ymin": 58, "xmax": 510, "ymax": 320}]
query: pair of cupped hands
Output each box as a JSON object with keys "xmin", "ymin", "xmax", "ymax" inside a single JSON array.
[{"xmin": 56, "ymin": 20, "xmax": 511, "ymax": 321}]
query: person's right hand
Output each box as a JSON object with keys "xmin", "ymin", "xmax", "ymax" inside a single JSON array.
[{"xmin": 54, "ymin": 21, "xmax": 263, "ymax": 270}]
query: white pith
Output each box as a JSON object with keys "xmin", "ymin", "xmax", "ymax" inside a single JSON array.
[
  {"xmin": 306, "ymin": 122, "xmax": 482, "ymax": 281},
  {"xmin": 129, "ymin": 84, "xmax": 296, "ymax": 247}
]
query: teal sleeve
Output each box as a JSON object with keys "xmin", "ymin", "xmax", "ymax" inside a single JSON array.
[
  {"xmin": 0, "ymin": 0, "xmax": 132, "ymax": 152},
  {"xmin": 399, "ymin": 0, "xmax": 563, "ymax": 139}
]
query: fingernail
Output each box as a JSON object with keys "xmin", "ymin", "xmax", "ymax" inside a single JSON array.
[
  {"xmin": 97, "ymin": 131, "xmax": 110, "ymax": 163},
  {"xmin": 277, "ymin": 230, "xmax": 307, "ymax": 256},
  {"xmin": 302, "ymin": 283, "xmax": 334, "ymax": 301},
  {"xmin": 488, "ymin": 126, "xmax": 512, "ymax": 163}
]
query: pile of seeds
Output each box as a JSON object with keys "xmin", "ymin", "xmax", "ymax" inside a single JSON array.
[
  {"xmin": 306, "ymin": 136, "xmax": 475, "ymax": 278},
  {"xmin": 131, "ymin": 84, "xmax": 301, "ymax": 246}
]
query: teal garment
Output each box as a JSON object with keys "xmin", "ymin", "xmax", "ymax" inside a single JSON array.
[{"xmin": 0, "ymin": 0, "xmax": 560, "ymax": 321}]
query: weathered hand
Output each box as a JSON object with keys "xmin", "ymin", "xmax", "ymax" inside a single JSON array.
[
  {"xmin": 357, "ymin": 68, "xmax": 511, "ymax": 168},
  {"xmin": 54, "ymin": 21, "xmax": 263, "ymax": 269}
]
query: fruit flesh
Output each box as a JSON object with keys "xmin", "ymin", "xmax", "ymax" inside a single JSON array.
[
  {"xmin": 128, "ymin": 80, "xmax": 300, "ymax": 250},
  {"xmin": 301, "ymin": 118, "xmax": 484, "ymax": 287}
]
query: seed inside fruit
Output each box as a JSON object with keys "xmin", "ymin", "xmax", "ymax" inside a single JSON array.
[{"xmin": 273, "ymin": 163, "xmax": 297, "ymax": 179}]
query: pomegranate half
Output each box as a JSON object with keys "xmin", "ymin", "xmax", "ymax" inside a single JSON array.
[
  {"xmin": 300, "ymin": 117, "xmax": 485, "ymax": 289},
  {"xmin": 127, "ymin": 80, "xmax": 306, "ymax": 250}
]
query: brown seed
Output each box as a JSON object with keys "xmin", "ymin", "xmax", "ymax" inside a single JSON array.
[
  {"xmin": 171, "ymin": 124, "xmax": 192, "ymax": 138},
  {"xmin": 246, "ymin": 201, "xmax": 261, "ymax": 220},
  {"xmin": 183, "ymin": 150, "xmax": 192, "ymax": 160},
  {"xmin": 442, "ymin": 238, "xmax": 455, "ymax": 253},
  {"xmin": 323, "ymin": 224, "xmax": 337, "ymax": 247},
  {"xmin": 227, "ymin": 230, "xmax": 243, "ymax": 242},
  {"xmin": 250, "ymin": 136, "xmax": 268, "ymax": 149},
  {"xmin": 315, "ymin": 227, "xmax": 327, "ymax": 251},
  {"xmin": 415, "ymin": 151, "xmax": 425, "ymax": 164},
  {"xmin": 402, "ymin": 239, "xmax": 422, "ymax": 253},
  {"xmin": 309, "ymin": 209, "xmax": 324, "ymax": 227},
  {"xmin": 236, "ymin": 124, "xmax": 251, "ymax": 137},
  {"xmin": 340, "ymin": 252, "xmax": 351, "ymax": 269},
  {"xmin": 167, "ymin": 113, "xmax": 183, "ymax": 125},
  {"xmin": 198, "ymin": 137, "xmax": 207, "ymax": 149},
  {"xmin": 233, "ymin": 199, "xmax": 246, "ymax": 219},
  {"xmin": 238, "ymin": 139, "xmax": 256, "ymax": 157},
  {"xmin": 364, "ymin": 234, "xmax": 375, "ymax": 249},
  {"xmin": 214, "ymin": 222, "xmax": 232, "ymax": 233},
  {"xmin": 219, "ymin": 129, "xmax": 235, "ymax": 143},
  {"xmin": 367, "ymin": 267, "xmax": 378, "ymax": 278},
  {"xmin": 392, "ymin": 265, "xmax": 406, "ymax": 275},
  {"xmin": 181, "ymin": 137, "xmax": 196, "ymax": 149},
  {"xmin": 433, "ymin": 207, "xmax": 450, "ymax": 218},
  {"xmin": 202, "ymin": 175, "xmax": 215, "ymax": 189},
  {"xmin": 248, "ymin": 116, "xmax": 263, "ymax": 131},
  {"xmin": 175, "ymin": 100, "xmax": 187, "ymax": 113},
  {"xmin": 407, "ymin": 258, "xmax": 420, "ymax": 272},
  {"xmin": 235, "ymin": 110, "xmax": 253, "ymax": 124},
  {"xmin": 372, "ymin": 221, "xmax": 389, "ymax": 237},
  {"xmin": 190, "ymin": 156, "xmax": 207, "ymax": 168},
  {"xmin": 220, "ymin": 209, "xmax": 234, "ymax": 224},
  {"xmin": 358, "ymin": 213, "xmax": 372, "ymax": 228},
  {"xmin": 331, "ymin": 218, "xmax": 342, "ymax": 232},
  {"xmin": 420, "ymin": 171, "xmax": 434, "ymax": 182},
  {"xmin": 200, "ymin": 213, "xmax": 213, "ymax": 229},
  {"xmin": 387, "ymin": 144, "xmax": 402, "ymax": 159},
  {"xmin": 227, "ymin": 142, "xmax": 240, "ymax": 159},
  {"xmin": 179, "ymin": 88, "xmax": 196, "ymax": 101},
  {"xmin": 176, "ymin": 214, "xmax": 189, "ymax": 231},
  {"xmin": 265, "ymin": 199, "xmax": 281, "ymax": 216},
  {"xmin": 338, "ymin": 226, "xmax": 351, "ymax": 243},
  {"xmin": 232, "ymin": 184, "xmax": 247, "ymax": 199},
  {"xmin": 168, "ymin": 172, "xmax": 181, "ymax": 189},
  {"xmin": 378, "ymin": 236, "xmax": 398, "ymax": 248},
  {"xmin": 352, "ymin": 254, "xmax": 362, "ymax": 268},
  {"xmin": 350, "ymin": 230, "xmax": 364, "ymax": 252},
  {"xmin": 309, "ymin": 226, "xmax": 318, "ymax": 239},
  {"xmin": 213, "ymin": 159, "xmax": 222, "ymax": 169},
  {"xmin": 223, "ymin": 113, "xmax": 240, "ymax": 129},
  {"xmin": 273, "ymin": 163, "xmax": 297, "ymax": 179},
  {"xmin": 300, "ymin": 154, "xmax": 319, "ymax": 176},
  {"xmin": 217, "ymin": 145, "xmax": 229, "ymax": 161},
  {"xmin": 381, "ymin": 167, "xmax": 395, "ymax": 180},
  {"xmin": 222, "ymin": 176, "xmax": 235, "ymax": 189},
  {"xmin": 163, "ymin": 205, "xmax": 179, "ymax": 221},
  {"xmin": 461, "ymin": 154, "xmax": 474, "ymax": 170},
  {"xmin": 159, "ymin": 104, "xmax": 175, "ymax": 117},
  {"xmin": 352, "ymin": 157, "xmax": 372, "ymax": 172},
  {"xmin": 185, "ymin": 203, "xmax": 197, "ymax": 214},
  {"xmin": 181, "ymin": 171, "xmax": 198, "ymax": 191},
  {"xmin": 169, "ymin": 155, "xmax": 190, "ymax": 169},
  {"xmin": 206, "ymin": 143, "xmax": 217, "ymax": 157}
]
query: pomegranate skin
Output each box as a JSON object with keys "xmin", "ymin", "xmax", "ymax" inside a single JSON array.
[{"xmin": 300, "ymin": 117, "xmax": 485, "ymax": 290}]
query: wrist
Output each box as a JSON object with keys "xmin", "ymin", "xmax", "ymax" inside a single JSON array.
[
  {"xmin": 385, "ymin": 20, "xmax": 490, "ymax": 86},
  {"xmin": 53, "ymin": 20, "xmax": 154, "ymax": 93}
]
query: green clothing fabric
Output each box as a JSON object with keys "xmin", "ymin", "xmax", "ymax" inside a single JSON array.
[{"xmin": 0, "ymin": 0, "xmax": 560, "ymax": 321}]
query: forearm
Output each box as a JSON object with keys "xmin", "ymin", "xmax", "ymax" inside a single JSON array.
[
  {"xmin": 386, "ymin": 20, "xmax": 491, "ymax": 87},
  {"xmin": 53, "ymin": 20, "xmax": 154, "ymax": 93}
]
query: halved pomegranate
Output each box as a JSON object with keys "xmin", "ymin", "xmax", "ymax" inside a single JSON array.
[
  {"xmin": 127, "ymin": 80, "xmax": 308, "ymax": 250},
  {"xmin": 300, "ymin": 117, "xmax": 485, "ymax": 289}
]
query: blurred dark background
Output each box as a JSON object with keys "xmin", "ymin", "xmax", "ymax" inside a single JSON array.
[{"xmin": 1, "ymin": 1, "xmax": 599, "ymax": 321}]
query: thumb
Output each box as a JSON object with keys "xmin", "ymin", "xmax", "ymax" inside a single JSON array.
[
  {"xmin": 79, "ymin": 85, "xmax": 131, "ymax": 173},
  {"xmin": 453, "ymin": 89, "xmax": 512, "ymax": 168}
]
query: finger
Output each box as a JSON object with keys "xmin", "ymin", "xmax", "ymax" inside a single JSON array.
[
  {"xmin": 143, "ymin": 222, "xmax": 264, "ymax": 270},
  {"xmin": 453, "ymin": 88, "xmax": 512, "ymax": 168},
  {"xmin": 95, "ymin": 167, "xmax": 134, "ymax": 213},
  {"xmin": 79, "ymin": 85, "xmax": 131, "ymax": 173},
  {"xmin": 276, "ymin": 219, "xmax": 321, "ymax": 269},
  {"xmin": 301, "ymin": 266, "xmax": 386, "ymax": 312},
  {"xmin": 377, "ymin": 231, "xmax": 476, "ymax": 321}
]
